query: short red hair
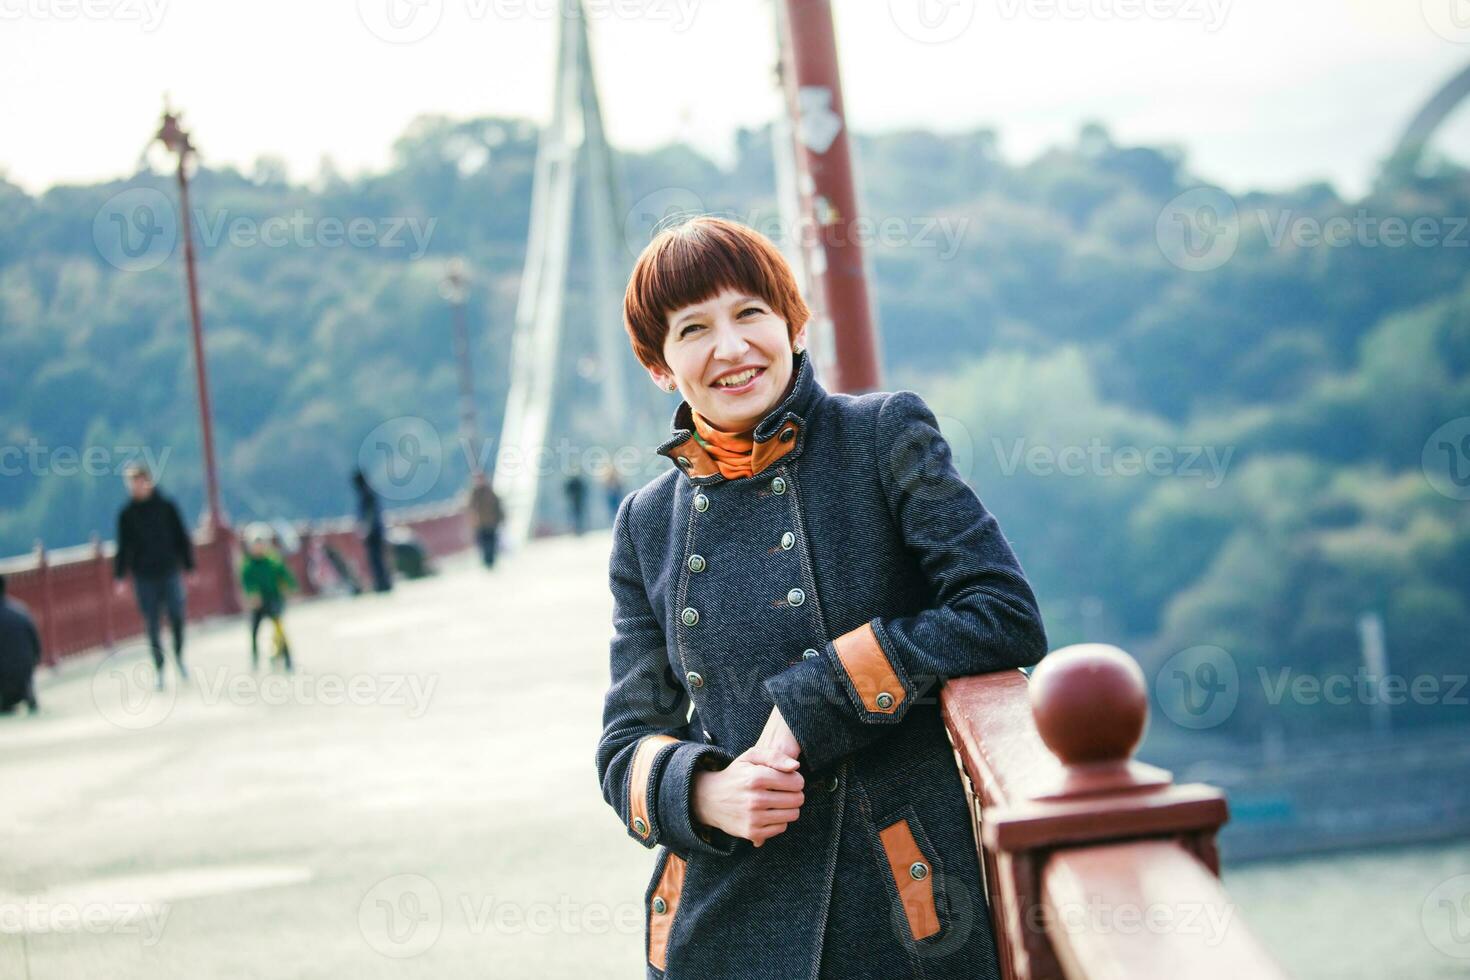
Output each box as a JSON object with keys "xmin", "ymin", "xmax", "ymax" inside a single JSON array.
[{"xmin": 622, "ymin": 216, "xmax": 811, "ymax": 372}]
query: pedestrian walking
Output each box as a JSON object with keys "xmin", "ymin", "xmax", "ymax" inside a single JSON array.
[
  {"xmin": 0, "ymin": 575, "xmax": 41, "ymax": 715},
  {"xmin": 465, "ymin": 473, "xmax": 502, "ymax": 568},
  {"xmin": 564, "ymin": 471, "xmax": 587, "ymax": 536},
  {"xmin": 352, "ymin": 469, "xmax": 392, "ymax": 593},
  {"xmin": 114, "ymin": 463, "xmax": 194, "ymax": 688},
  {"xmin": 596, "ymin": 218, "xmax": 1048, "ymax": 979},
  {"xmin": 599, "ymin": 463, "xmax": 624, "ymax": 524}
]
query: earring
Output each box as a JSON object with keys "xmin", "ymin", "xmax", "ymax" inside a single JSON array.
[
  {"xmin": 665, "ymin": 382, "xmax": 677, "ymax": 392},
  {"xmin": 793, "ymin": 344, "xmax": 805, "ymax": 355}
]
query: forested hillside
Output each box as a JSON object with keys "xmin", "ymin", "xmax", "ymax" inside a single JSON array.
[{"xmin": 4, "ymin": 116, "xmax": 1467, "ymax": 737}]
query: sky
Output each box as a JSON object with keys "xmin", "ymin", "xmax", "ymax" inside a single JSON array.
[{"xmin": 1, "ymin": 0, "xmax": 1469, "ymax": 198}]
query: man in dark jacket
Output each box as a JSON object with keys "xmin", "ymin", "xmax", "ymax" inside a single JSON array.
[
  {"xmin": 465, "ymin": 473, "xmax": 502, "ymax": 568},
  {"xmin": 115, "ymin": 463, "xmax": 194, "ymax": 687},
  {"xmin": 0, "ymin": 575, "xmax": 41, "ymax": 714},
  {"xmin": 352, "ymin": 469, "xmax": 392, "ymax": 592}
]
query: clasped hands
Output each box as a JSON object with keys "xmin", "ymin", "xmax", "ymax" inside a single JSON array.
[{"xmin": 690, "ymin": 706, "xmax": 806, "ymax": 848}]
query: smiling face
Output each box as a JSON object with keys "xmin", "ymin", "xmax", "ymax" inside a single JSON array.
[{"xmin": 647, "ymin": 288, "xmax": 807, "ymax": 432}]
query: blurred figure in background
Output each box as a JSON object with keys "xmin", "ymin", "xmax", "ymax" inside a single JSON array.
[
  {"xmin": 465, "ymin": 472, "xmax": 502, "ymax": 568},
  {"xmin": 352, "ymin": 469, "xmax": 392, "ymax": 593},
  {"xmin": 0, "ymin": 574, "xmax": 41, "ymax": 715},
  {"xmin": 563, "ymin": 469, "xmax": 587, "ymax": 536},
  {"xmin": 599, "ymin": 463, "xmax": 624, "ymax": 524},
  {"xmin": 114, "ymin": 463, "xmax": 194, "ymax": 688},
  {"xmin": 240, "ymin": 523, "xmax": 297, "ymax": 672}
]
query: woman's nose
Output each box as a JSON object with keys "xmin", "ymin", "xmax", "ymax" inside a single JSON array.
[{"xmin": 711, "ymin": 320, "xmax": 750, "ymax": 360}]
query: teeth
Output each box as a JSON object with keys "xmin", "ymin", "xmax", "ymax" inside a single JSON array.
[{"xmin": 716, "ymin": 368, "xmax": 759, "ymax": 388}]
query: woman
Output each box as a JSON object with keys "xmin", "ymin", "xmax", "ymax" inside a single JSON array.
[{"xmin": 596, "ymin": 217, "xmax": 1047, "ymax": 980}]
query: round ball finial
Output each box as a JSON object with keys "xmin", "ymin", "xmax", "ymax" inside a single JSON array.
[{"xmin": 1029, "ymin": 644, "xmax": 1148, "ymax": 767}]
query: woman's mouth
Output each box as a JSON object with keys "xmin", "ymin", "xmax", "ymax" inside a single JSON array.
[{"xmin": 711, "ymin": 367, "xmax": 765, "ymax": 394}]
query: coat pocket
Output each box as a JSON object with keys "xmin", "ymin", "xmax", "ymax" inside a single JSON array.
[
  {"xmin": 647, "ymin": 849, "xmax": 687, "ymax": 972},
  {"xmin": 877, "ymin": 814, "xmax": 941, "ymax": 941}
]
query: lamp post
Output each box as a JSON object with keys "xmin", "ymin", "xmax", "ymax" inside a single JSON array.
[
  {"xmin": 775, "ymin": 0, "xmax": 882, "ymax": 393},
  {"xmin": 440, "ymin": 259, "xmax": 483, "ymax": 476},
  {"xmin": 154, "ymin": 106, "xmax": 226, "ymax": 536}
]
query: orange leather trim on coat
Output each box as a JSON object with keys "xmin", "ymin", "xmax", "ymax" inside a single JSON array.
[
  {"xmin": 664, "ymin": 435, "xmax": 721, "ymax": 478},
  {"xmin": 648, "ymin": 852, "xmax": 687, "ymax": 970},
  {"xmin": 832, "ymin": 622, "xmax": 904, "ymax": 713},
  {"xmin": 629, "ymin": 734, "xmax": 677, "ymax": 838},
  {"xmin": 751, "ymin": 421, "xmax": 799, "ymax": 476},
  {"xmin": 879, "ymin": 819, "xmax": 940, "ymax": 940}
]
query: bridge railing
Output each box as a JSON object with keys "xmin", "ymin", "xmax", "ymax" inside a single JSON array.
[
  {"xmin": 940, "ymin": 644, "xmax": 1288, "ymax": 980},
  {"xmin": 0, "ymin": 499, "xmax": 474, "ymax": 666}
]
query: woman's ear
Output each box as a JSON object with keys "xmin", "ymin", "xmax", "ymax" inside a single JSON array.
[
  {"xmin": 646, "ymin": 364, "xmax": 676, "ymax": 392},
  {"xmin": 792, "ymin": 322, "xmax": 809, "ymax": 352}
]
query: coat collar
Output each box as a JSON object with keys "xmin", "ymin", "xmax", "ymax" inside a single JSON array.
[{"xmin": 656, "ymin": 349, "xmax": 822, "ymax": 484}]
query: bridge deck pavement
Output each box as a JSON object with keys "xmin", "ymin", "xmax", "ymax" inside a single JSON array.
[{"xmin": 1, "ymin": 534, "xmax": 656, "ymax": 979}]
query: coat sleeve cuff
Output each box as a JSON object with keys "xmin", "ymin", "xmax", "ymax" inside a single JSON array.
[
  {"xmin": 763, "ymin": 622, "xmax": 917, "ymax": 774},
  {"xmin": 653, "ymin": 742, "xmax": 738, "ymax": 857}
]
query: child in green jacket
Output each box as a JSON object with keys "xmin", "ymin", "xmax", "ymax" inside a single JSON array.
[{"xmin": 240, "ymin": 523, "xmax": 298, "ymax": 672}]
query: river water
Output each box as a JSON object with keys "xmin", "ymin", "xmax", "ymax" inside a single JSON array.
[{"xmin": 1226, "ymin": 839, "xmax": 1470, "ymax": 979}]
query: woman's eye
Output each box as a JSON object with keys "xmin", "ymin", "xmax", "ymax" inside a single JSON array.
[
  {"xmin": 680, "ymin": 323, "xmax": 704, "ymax": 337},
  {"xmin": 741, "ymin": 307, "xmax": 763, "ymax": 317}
]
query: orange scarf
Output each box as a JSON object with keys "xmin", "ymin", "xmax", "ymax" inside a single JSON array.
[{"xmin": 691, "ymin": 411, "xmax": 756, "ymax": 480}]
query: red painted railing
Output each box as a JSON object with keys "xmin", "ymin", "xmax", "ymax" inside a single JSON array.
[
  {"xmin": 940, "ymin": 644, "xmax": 1288, "ymax": 980},
  {"xmin": 0, "ymin": 500, "xmax": 473, "ymax": 666}
]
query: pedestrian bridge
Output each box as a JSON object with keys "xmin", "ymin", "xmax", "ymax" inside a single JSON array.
[
  {"xmin": 2, "ymin": 533, "xmax": 1285, "ymax": 979},
  {"xmin": 3, "ymin": 534, "xmax": 659, "ymax": 979}
]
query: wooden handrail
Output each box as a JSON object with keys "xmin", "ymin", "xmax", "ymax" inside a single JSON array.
[{"xmin": 940, "ymin": 644, "xmax": 1288, "ymax": 980}]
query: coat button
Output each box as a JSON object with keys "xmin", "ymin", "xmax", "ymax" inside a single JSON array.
[
  {"xmin": 875, "ymin": 691, "xmax": 895, "ymax": 710},
  {"xmin": 693, "ymin": 493, "xmax": 709, "ymax": 512},
  {"xmin": 633, "ymin": 817, "xmax": 649, "ymax": 835},
  {"xmin": 781, "ymin": 532, "xmax": 795, "ymax": 550},
  {"xmin": 681, "ymin": 607, "xmax": 699, "ymax": 626},
  {"xmin": 688, "ymin": 554, "xmax": 706, "ymax": 573},
  {"xmin": 909, "ymin": 861, "xmax": 929, "ymax": 881},
  {"xmin": 652, "ymin": 896, "xmax": 668, "ymax": 914},
  {"xmin": 802, "ymin": 648, "xmax": 820, "ymax": 660},
  {"xmin": 676, "ymin": 456, "xmax": 692, "ymax": 470},
  {"xmin": 780, "ymin": 426, "xmax": 796, "ymax": 443},
  {"xmin": 771, "ymin": 476, "xmax": 787, "ymax": 495},
  {"xmin": 787, "ymin": 588, "xmax": 805, "ymax": 607},
  {"xmin": 826, "ymin": 774, "xmax": 839, "ymax": 792},
  {"xmin": 686, "ymin": 671, "xmax": 705, "ymax": 689}
]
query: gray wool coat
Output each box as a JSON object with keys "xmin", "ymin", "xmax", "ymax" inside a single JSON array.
[{"xmin": 595, "ymin": 350, "xmax": 1048, "ymax": 979}]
